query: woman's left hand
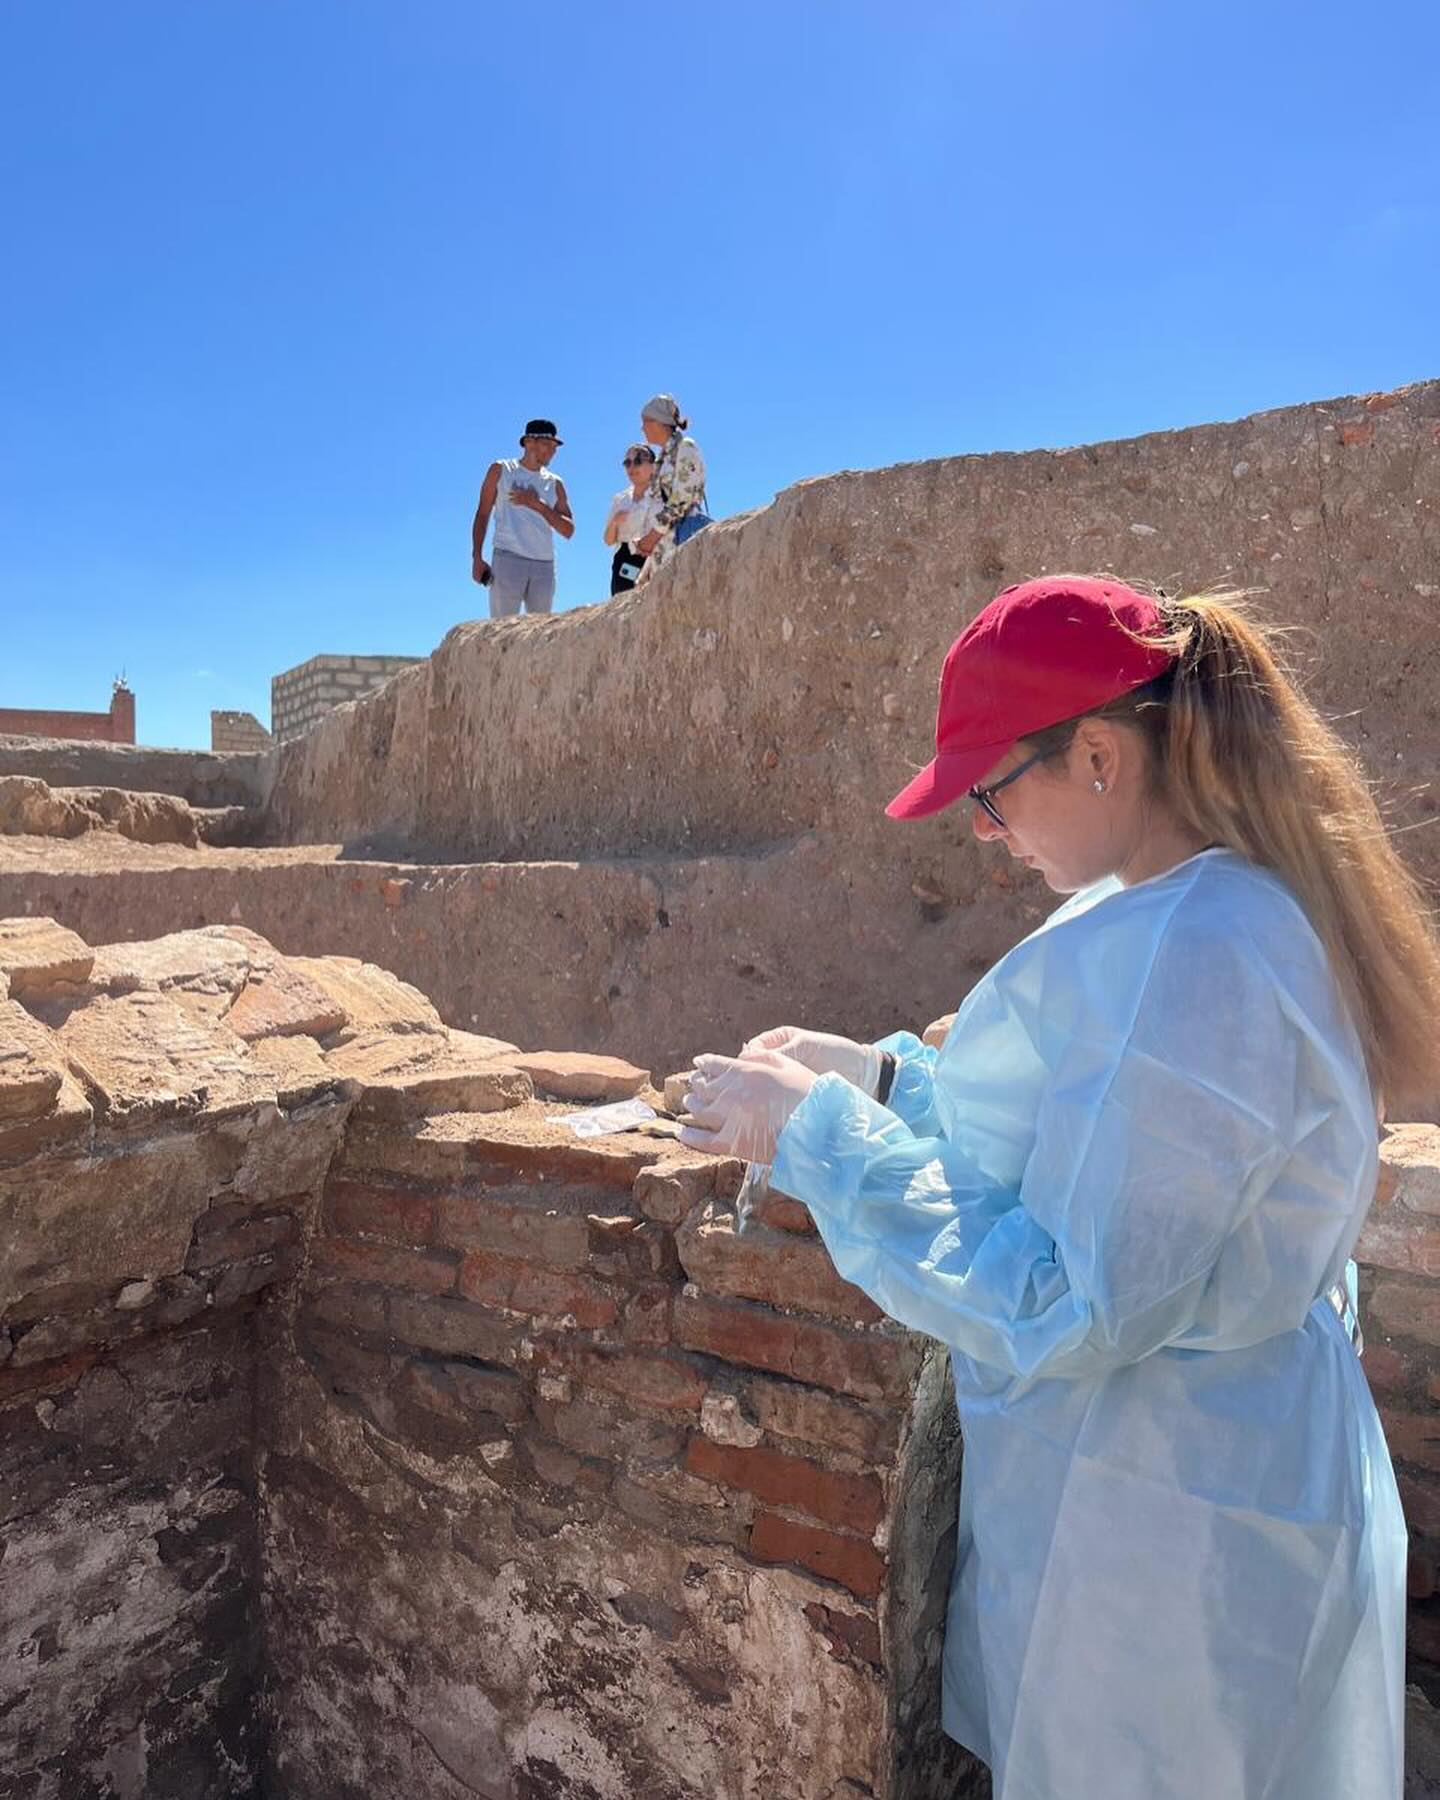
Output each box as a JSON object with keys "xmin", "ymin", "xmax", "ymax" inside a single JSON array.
[
  {"xmin": 636, "ymin": 529, "xmax": 662, "ymax": 555},
  {"xmin": 677, "ymin": 1049, "xmax": 816, "ymax": 1161}
]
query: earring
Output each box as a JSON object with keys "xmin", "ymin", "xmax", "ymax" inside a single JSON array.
[{"xmin": 1093, "ymin": 779, "xmax": 1106, "ymax": 793}]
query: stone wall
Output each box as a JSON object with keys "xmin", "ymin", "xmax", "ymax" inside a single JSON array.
[{"xmin": 270, "ymin": 653, "xmax": 424, "ymax": 744}]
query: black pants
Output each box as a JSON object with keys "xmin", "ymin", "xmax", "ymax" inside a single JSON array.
[{"xmin": 610, "ymin": 543, "xmax": 648, "ymax": 595}]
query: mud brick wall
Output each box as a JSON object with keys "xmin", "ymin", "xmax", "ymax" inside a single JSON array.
[{"xmin": 263, "ymin": 1105, "xmax": 980, "ymax": 1800}]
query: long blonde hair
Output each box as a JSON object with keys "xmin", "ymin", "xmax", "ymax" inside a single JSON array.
[{"xmin": 1029, "ymin": 585, "xmax": 1440, "ymax": 1110}]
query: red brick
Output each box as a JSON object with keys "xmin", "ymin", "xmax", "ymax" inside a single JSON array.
[
  {"xmin": 311, "ymin": 1237, "xmax": 457, "ymax": 1296},
  {"xmin": 1399, "ymin": 1473, "xmax": 1440, "ymax": 1539},
  {"xmin": 633, "ymin": 1157, "xmax": 735, "ymax": 1228},
  {"xmin": 674, "ymin": 1292, "xmax": 920, "ymax": 1402},
  {"xmin": 457, "ymin": 1253, "xmax": 617, "ymax": 1328},
  {"xmin": 751, "ymin": 1191, "xmax": 817, "ymax": 1236},
  {"xmin": 570, "ymin": 1347, "xmax": 708, "ymax": 1414},
  {"xmin": 328, "ymin": 1181, "xmax": 437, "ymax": 1247},
  {"xmin": 1361, "ymin": 1342, "xmax": 1410, "ymax": 1395},
  {"xmin": 685, "ymin": 1436, "xmax": 883, "ymax": 1533},
  {"xmin": 1370, "ymin": 1280, "xmax": 1440, "ymax": 1347},
  {"xmin": 1381, "ymin": 1409, "xmax": 1440, "ymax": 1475},
  {"xmin": 1337, "ymin": 420, "xmax": 1374, "ymax": 447},
  {"xmin": 678, "ymin": 1202, "xmax": 881, "ymax": 1325},
  {"xmin": 749, "ymin": 1511, "xmax": 885, "ymax": 1600},
  {"xmin": 435, "ymin": 1192, "xmax": 590, "ymax": 1267}
]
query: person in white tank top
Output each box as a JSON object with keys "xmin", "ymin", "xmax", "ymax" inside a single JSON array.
[{"xmin": 470, "ymin": 418, "xmax": 575, "ymax": 618}]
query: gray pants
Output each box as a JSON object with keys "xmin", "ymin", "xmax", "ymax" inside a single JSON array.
[{"xmin": 489, "ymin": 550, "xmax": 555, "ymax": 618}]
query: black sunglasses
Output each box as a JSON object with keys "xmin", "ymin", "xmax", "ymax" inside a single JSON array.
[
  {"xmin": 969, "ymin": 746, "xmax": 1047, "ymax": 829},
  {"xmin": 623, "ymin": 456, "xmax": 651, "ymax": 467}
]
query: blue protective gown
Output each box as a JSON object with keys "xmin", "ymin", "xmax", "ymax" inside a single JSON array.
[{"xmin": 771, "ymin": 849, "xmax": 1407, "ymax": 1800}]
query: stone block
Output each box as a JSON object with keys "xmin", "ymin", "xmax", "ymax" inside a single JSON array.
[
  {"xmin": 508, "ymin": 1051, "xmax": 651, "ymax": 1102},
  {"xmin": 49, "ymin": 989, "xmax": 273, "ymax": 1129},
  {"xmin": 0, "ymin": 999, "xmax": 64, "ymax": 1120},
  {"xmin": 740, "ymin": 1373, "xmax": 901, "ymax": 1462},
  {"xmin": 246, "ymin": 1034, "xmax": 341, "ymax": 1107},
  {"xmin": 327, "ymin": 1027, "xmax": 532, "ymax": 1122},
  {"xmin": 187, "ymin": 1201, "xmax": 301, "ymax": 1271},
  {"xmin": 677, "ymin": 1199, "xmax": 882, "ymax": 1324},
  {"xmin": 748, "ymin": 1511, "xmax": 885, "ymax": 1600},
  {"xmin": 288, "ymin": 955, "xmax": 444, "ymax": 1039},
  {"xmin": 224, "ymin": 962, "xmax": 348, "ymax": 1041},
  {"xmin": 0, "ymin": 918, "xmax": 93, "ymax": 999},
  {"xmin": 87, "ymin": 926, "xmax": 263, "ymax": 999},
  {"xmin": 633, "ymin": 1154, "xmax": 739, "ymax": 1227},
  {"xmin": 566, "ymin": 1345, "xmax": 708, "ymax": 1413},
  {"xmin": 0, "ymin": 1134, "xmax": 216, "ymax": 1313}
]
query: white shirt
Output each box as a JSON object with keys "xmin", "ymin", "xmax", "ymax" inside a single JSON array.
[
  {"xmin": 493, "ymin": 458, "xmax": 561, "ymax": 561},
  {"xmin": 605, "ymin": 486, "xmax": 659, "ymax": 549}
]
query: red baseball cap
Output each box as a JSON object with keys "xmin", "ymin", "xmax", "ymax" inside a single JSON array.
[{"xmin": 886, "ymin": 576, "xmax": 1175, "ymax": 820}]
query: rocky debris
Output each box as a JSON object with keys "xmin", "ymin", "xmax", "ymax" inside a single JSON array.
[
  {"xmin": 508, "ymin": 1049, "xmax": 651, "ymax": 1102},
  {"xmin": 0, "ymin": 773, "xmax": 211, "ymax": 847},
  {"xmin": 0, "ymin": 917, "xmax": 93, "ymax": 998},
  {"xmin": 663, "ymin": 1069, "xmax": 694, "ymax": 1113},
  {"xmin": 48, "ymin": 988, "xmax": 272, "ymax": 1129}
]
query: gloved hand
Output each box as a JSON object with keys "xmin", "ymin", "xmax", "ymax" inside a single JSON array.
[
  {"xmin": 677, "ymin": 1049, "xmax": 817, "ymax": 1162},
  {"xmin": 740, "ymin": 1026, "xmax": 882, "ymax": 1095}
]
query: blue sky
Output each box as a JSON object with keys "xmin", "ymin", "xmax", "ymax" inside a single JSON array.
[{"xmin": 3, "ymin": 0, "xmax": 1437, "ymax": 750}]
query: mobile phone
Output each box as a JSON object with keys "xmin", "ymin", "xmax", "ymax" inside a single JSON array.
[{"xmin": 480, "ymin": 567, "xmax": 492, "ymax": 586}]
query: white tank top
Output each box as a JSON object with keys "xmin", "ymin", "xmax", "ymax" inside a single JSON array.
[{"xmin": 493, "ymin": 458, "xmax": 560, "ymax": 560}]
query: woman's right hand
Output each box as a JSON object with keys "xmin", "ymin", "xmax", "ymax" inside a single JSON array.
[{"xmin": 740, "ymin": 1027, "xmax": 882, "ymax": 1095}]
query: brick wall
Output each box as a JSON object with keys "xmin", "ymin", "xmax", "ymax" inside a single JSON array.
[
  {"xmin": 0, "ymin": 682, "xmax": 136, "ymax": 745},
  {"xmin": 1357, "ymin": 1125, "xmax": 1440, "ymax": 1702},
  {"xmin": 2, "ymin": 913, "xmax": 1437, "ymax": 1795},
  {"xmin": 270, "ymin": 654, "xmax": 422, "ymax": 744},
  {"xmin": 211, "ymin": 710, "xmax": 273, "ymax": 754}
]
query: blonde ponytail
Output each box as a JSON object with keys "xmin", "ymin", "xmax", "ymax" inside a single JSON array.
[{"xmin": 1116, "ymin": 589, "xmax": 1440, "ymax": 1109}]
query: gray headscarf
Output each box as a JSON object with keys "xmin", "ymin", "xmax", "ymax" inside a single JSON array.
[{"xmin": 640, "ymin": 393, "xmax": 685, "ymax": 430}]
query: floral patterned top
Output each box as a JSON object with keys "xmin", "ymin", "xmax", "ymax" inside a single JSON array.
[{"xmin": 641, "ymin": 431, "xmax": 708, "ymax": 577}]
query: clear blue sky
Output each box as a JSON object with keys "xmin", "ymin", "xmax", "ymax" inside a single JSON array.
[{"xmin": 3, "ymin": 1, "xmax": 1436, "ymax": 750}]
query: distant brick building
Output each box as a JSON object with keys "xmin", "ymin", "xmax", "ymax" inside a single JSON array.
[
  {"xmin": 210, "ymin": 711, "xmax": 274, "ymax": 754},
  {"xmin": 270, "ymin": 654, "xmax": 421, "ymax": 743},
  {"xmin": 0, "ymin": 680, "xmax": 136, "ymax": 744}
]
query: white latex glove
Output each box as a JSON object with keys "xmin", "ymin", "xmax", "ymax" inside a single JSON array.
[
  {"xmin": 677, "ymin": 1050, "xmax": 817, "ymax": 1162},
  {"xmin": 740, "ymin": 1026, "xmax": 882, "ymax": 1095}
]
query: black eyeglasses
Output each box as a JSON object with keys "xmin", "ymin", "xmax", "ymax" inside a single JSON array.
[
  {"xmin": 623, "ymin": 456, "xmax": 651, "ymax": 468},
  {"xmin": 969, "ymin": 747, "xmax": 1047, "ymax": 829}
]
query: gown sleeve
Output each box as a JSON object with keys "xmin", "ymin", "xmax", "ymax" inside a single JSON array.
[
  {"xmin": 771, "ymin": 917, "xmax": 1374, "ymax": 1384},
  {"xmin": 872, "ymin": 1030, "xmax": 943, "ymax": 1137}
]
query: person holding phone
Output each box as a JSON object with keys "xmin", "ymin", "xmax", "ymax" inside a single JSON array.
[
  {"xmin": 470, "ymin": 419, "xmax": 574, "ymax": 618},
  {"xmin": 603, "ymin": 444, "xmax": 658, "ymax": 594},
  {"xmin": 679, "ymin": 575, "xmax": 1437, "ymax": 1798}
]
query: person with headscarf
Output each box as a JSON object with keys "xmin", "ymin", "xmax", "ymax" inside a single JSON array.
[{"xmin": 632, "ymin": 393, "xmax": 710, "ymax": 582}]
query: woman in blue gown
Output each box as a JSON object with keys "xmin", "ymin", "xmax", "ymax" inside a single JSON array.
[{"xmin": 680, "ymin": 576, "xmax": 1440, "ymax": 1799}]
